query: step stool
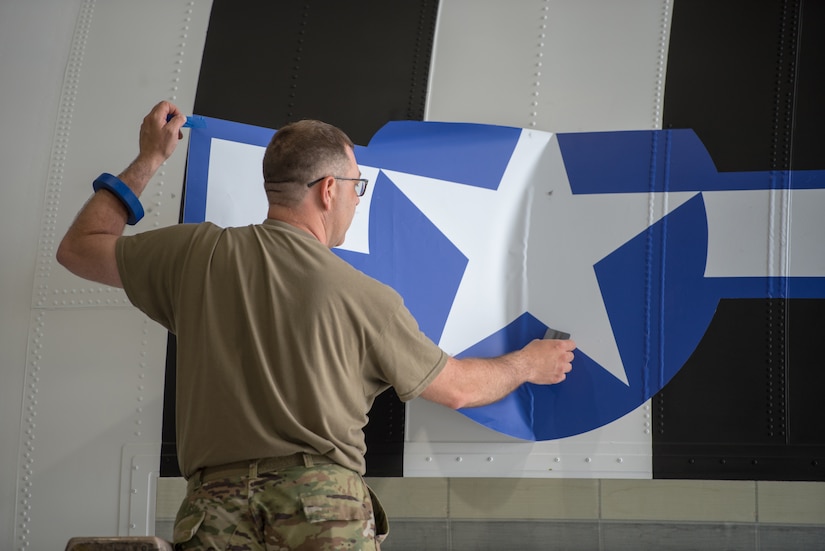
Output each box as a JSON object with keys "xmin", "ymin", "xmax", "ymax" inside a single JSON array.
[{"xmin": 65, "ymin": 536, "xmax": 173, "ymax": 550}]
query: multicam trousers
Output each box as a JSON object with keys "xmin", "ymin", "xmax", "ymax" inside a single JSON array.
[{"xmin": 173, "ymin": 457, "xmax": 387, "ymax": 551}]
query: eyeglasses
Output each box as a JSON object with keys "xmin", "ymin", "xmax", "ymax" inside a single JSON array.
[{"xmin": 306, "ymin": 176, "xmax": 369, "ymax": 197}]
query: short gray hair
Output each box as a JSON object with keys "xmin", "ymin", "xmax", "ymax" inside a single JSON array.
[{"xmin": 262, "ymin": 120, "xmax": 354, "ymax": 206}]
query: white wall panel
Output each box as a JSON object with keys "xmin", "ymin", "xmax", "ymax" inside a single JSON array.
[
  {"xmin": 410, "ymin": 0, "xmax": 674, "ymax": 477},
  {"xmin": 32, "ymin": 0, "xmax": 210, "ymax": 300},
  {"xmin": 0, "ymin": 2, "xmax": 82, "ymax": 546},
  {"xmin": 17, "ymin": 310, "xmax": 167, "ymax": 549},
  {"xmin": 3, "ymin": 1, "xmax": 212, "ymax": 549},
  {"xmin": 406, "ymin": 400, "xmax": 653, "ymax": 478},
  {"xmin": 428, "ymin": 0, "xmax": 672, "ymax": 132}
]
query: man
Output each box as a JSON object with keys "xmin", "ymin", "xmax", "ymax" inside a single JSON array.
[{"xmin": 58, "ymin": 101, "xmax": 575, "ymax": 550}]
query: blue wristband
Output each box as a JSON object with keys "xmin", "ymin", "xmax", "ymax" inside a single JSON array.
[{"xmin": 93, "ymin": 173, "xmax": 144, "ymax": 225}]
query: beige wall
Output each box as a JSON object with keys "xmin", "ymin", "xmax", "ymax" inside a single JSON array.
[{"xmin": 157, "ymin": 477, "xmax": 825, "ymax": 526}]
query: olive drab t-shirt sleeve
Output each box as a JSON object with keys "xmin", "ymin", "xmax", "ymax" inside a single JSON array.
[
  {"xmin": 115, "ymin": 223, "xmax": 208, "ymax": 333},
  {"xmin": 365, "ymin": 300, "xmax": 448, "ymax": 401}
]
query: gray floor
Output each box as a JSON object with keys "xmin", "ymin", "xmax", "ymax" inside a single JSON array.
[
  {"xmin": 157, "ymin": 518, "xmax": 825, "ymax": 550},
  {"xmin": 380, "ymin": 520, "xmax": 825, "ymax": 551}
]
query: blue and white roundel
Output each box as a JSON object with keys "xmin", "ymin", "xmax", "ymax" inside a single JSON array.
[{"xmin": 184, "ymin": 117, "xmax": 825, "ymax": 442}]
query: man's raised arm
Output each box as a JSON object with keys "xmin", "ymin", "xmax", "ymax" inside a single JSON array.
[
  {"xmin": 56, "ymin": 101, "xmax": 186, "ymax": 287},
  {"xmin": 420, "ymin": 337, "xmax": 576, "ymax": 409}
]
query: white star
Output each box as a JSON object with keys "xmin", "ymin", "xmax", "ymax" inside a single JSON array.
[{"xmin": 386, "ymin": 129, "xmax": 696, "ymax": 385}]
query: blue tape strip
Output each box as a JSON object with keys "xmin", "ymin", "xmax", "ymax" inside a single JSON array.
[
  {"xmin": 92, "ymin": 173, "xmax": 144, "ymax": 225},
  {"xmin": 166, "ymin": 114, "xmax": 207, "ymax": 128}
]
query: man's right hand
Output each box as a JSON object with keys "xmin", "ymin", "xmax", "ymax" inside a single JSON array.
[{"xmin": 520, "ymin": 337, "xmax": 575, "ymax": 385}]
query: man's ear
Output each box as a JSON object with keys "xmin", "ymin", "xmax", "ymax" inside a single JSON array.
[{"xmin": 318, "ymin": 176, "xmax": 336, "ymax": 211}]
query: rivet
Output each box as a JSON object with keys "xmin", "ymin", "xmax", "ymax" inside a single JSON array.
[{"xmin": 455, "ymin": 456, "xmax": 463, "ymax": 462}]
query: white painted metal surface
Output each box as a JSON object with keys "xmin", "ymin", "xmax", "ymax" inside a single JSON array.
[
  {"xmin": 427, "ymin": 0, "xmax": 673, "ymax": 132},
  {"xmin": 3, "ymin": 1, "xmax": 211, "ymax": 548},
  {"xmin": 408, "ymin": 0, "xmax": 675, "ymax": 478}
]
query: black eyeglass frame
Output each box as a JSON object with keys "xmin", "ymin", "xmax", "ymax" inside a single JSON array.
[{"xmin": 306, "ymin": 176, "xmax": 369, "ymax": 197}]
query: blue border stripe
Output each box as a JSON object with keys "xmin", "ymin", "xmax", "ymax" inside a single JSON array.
[{"xmin": 183, "ymin": 116, "xmax": 275, "ymax": 223}]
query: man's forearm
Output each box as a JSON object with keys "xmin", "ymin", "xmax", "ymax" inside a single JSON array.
[
  {"xmin": 450, "ymin": 355, "xmax": 527, "ymax": 409},
  {"xmin": 56, "ymin": 101, "xmax": 185, "ymax": 286},
  {"xmin": 420, "ymin": 338, "xmax": 575, "ymax": 410},
  {"xmin": 420, "ymin": 352, "xmax": 530, "ymax": 410}
]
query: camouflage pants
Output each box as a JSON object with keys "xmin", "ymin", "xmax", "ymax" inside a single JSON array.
[{"xmin": 173, "ymin": 461, "xmax": 387, "ymax": 550}]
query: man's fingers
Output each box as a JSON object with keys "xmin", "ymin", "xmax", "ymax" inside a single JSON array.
[{"xmin": 149, "ymin": 101, "xmax": 184, "ymax": 129}]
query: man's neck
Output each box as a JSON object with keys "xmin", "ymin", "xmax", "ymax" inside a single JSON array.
[{"xmin": 266, "ymin": 207, "xmax": 327, "ymax": 246}]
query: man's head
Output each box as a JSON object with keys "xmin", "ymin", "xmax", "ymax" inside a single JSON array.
[
  {"xmin": 263, "ymin": 120, "xmax": 363, "ymax": 248},
  {"xmin": 263, "ymin": 120, "xmax": 355, "ymax": 207}
]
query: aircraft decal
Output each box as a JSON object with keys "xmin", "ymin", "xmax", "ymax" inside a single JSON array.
[{"xmin": 184, "ymin": 117, "xmax": 825, "ymax": 441}]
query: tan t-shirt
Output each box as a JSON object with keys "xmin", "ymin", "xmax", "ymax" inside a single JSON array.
[{"xmin": 116, "ymin": 219, "xmax": 447, "ymax": 477}]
